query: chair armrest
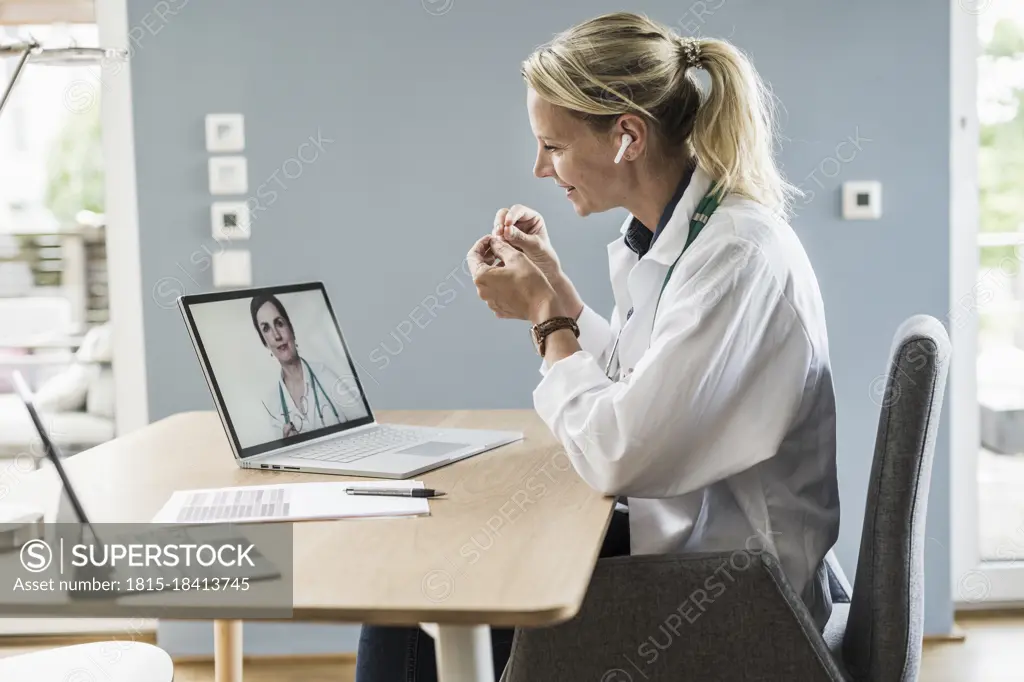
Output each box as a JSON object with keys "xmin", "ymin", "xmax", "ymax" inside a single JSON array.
[
  {"xmin": 825, "ymin": 549, "xmax": 852, "ymax": 604},
  {"xmin": 502, "ymin": 551, "xmax": 846, "ymax": 682}
]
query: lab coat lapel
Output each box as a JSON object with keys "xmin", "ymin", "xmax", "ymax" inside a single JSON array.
[
  {"xmin": 642, "ymin": 166, "xmax": 714, "ymax": 267},
  {"xmin": 611, "ymin": 167, "xmax": 715, "ymax": 376}
]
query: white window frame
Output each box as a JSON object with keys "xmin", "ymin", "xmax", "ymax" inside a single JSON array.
[
  {"xmin": 97, "ymin": 0, "xmax": 149, "ymax": 435},
  {"xmin": 949, "ymin": 0, "xmax": 1024, "ymax": 608}
]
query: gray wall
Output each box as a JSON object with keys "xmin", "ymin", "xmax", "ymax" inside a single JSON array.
[{"xmin": 127, "ymin": 0, "xmax": 953, "ymax": 652}]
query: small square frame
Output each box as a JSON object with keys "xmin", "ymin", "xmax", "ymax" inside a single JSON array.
[
  {"xmin": 208, "ymin": 156, "xmax": 248, "ymax": 195},
  {"xmin": 205, "ymin": 113, "xmax": 245, "ymax": 152}
]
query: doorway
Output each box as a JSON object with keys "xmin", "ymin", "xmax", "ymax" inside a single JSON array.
[{"xmin": 0, "ymin": 0, "xmax": 151, "ymax": 637}]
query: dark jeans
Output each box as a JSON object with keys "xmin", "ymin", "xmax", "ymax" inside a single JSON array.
[{"xmin": 355, "ymin": 509, "xmax": 631, "ymax": 682}]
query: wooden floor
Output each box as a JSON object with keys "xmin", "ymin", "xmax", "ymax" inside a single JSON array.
[
  {"xmin": 148, "ymin": 619, "xmax": 1024, "ymax": 682},
  {"xmin": 3, "ymin": 614, "xmax": 1024, "ymax": 681},
  {"xmin": 921, "ymin": 614, "xmax": 1024, "ymax": 682},
  {"xmin": 172, "ymin": 657, "xmax": 355, "ymax": 682}
]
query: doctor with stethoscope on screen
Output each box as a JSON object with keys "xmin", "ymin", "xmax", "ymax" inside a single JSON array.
[{"xmin": 252, "ymin": 294, "xmax": 365, "ymax": 438}]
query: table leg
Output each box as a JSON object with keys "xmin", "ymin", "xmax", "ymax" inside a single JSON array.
[
  {"xmin": 433, "ymin": 624, "xmax": 495, "ymax": 682},
  {"xmin": 214, "ymin": 619, "xmax": 243, "ymax": 682}
]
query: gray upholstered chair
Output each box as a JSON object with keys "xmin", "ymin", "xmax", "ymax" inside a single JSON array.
[{"xmin": 501, "ymin": 315, "xmax": 950, "ymax": 682}]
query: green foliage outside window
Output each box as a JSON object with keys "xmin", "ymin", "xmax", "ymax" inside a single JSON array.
[
  {"xmin": 980, "ymin": 19, "xmax": 1024, "ymax": 271},
  {"xmin": 43, "ymin": 102, "xmax": 104, "ymax": 226}
]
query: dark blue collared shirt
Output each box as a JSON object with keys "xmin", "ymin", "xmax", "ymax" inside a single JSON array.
[{"xmin": 623, "ymin": 164, "xmax": 696, "ymax": 259}]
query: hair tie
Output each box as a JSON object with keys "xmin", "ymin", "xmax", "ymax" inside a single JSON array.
[{"xmin": 679, "ymin": 37, "xmax": 701, "ymax": 69}]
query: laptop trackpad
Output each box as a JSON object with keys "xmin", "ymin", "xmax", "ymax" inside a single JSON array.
[{"xmin": 395, "ymin": 441, "xmax": 468, "ymax": 457}]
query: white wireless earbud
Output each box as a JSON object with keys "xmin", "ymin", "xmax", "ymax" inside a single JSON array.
[{"xmin": 614, "ymin": 134, "xmax": 633, "ymax": 164}]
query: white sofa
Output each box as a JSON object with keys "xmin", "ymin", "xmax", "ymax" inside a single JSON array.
[
  {"xmin": 0, "ymin": 389, "xmax": 114, "ymax": 456},
  {"xmin": 0, "ymin": 324, "xmax": 115, "ymax": 459}
]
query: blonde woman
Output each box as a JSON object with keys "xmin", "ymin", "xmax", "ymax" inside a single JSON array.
[{"xmin": 356, "ymin": 12, "xmax": 839, "ymax": 681}]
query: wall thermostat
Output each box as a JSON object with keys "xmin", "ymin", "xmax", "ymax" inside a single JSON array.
[
  {"xmin": 842, "ymin": 181, "xmax": 882, "ymax": 220},
  {"xmin": 205, "ymin": 113, "xmax": 245, "ymax": 152},
  {"xmin": 211, "ymin": 201, "xmax": 251, "ymax": 240},
  {"xmin": 208, "ymin": 156, "xmax": 248, "ymax": 195}
]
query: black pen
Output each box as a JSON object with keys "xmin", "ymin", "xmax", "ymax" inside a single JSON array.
[{"xmin": 344, "ymin": 487, "xmax": 445, "ymax": 499}]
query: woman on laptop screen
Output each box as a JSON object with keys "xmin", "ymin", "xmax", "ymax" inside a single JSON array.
[{"xmin": 251, "ymin": 293, "xmax": 364, "ymax": 438}]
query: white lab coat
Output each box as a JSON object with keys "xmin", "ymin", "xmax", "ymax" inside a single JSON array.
[
  {"xmin": 533, "ymin": 167, "xmax": 840, "ymax": 628},
  {"xmin": 261, "ymin": 357, "xmax": 368, "ymax": 438}
]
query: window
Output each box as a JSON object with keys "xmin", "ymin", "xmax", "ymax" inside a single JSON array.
[
  {"xmin": 975, "ymin": 2, "xmax": 1024, "ymax": 577},
  {"xmin": 0, "ymin": 23, "xmax": 102, "ymax": 233}
]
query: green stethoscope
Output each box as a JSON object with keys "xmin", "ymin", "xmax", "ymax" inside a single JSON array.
[
  {"xmin": 278, "ymin": 357, "xmax": 340, "ymax": 430},
  {"xmin": 603, "ymin": 187, "xmax": 723, "ymax": 380}
]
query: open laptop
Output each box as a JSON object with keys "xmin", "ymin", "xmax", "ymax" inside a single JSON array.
[
  {"xmin": 178, "ymin": 282, "xmax": 523, "ymax": 479},
  {"xmin": 11, "ymin": 371, "xmax": 280, "ymax": 595}
]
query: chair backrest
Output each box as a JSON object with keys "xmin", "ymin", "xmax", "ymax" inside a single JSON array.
[{"xmin": 843, "ymin": 315, "xmax": 951, "ymax": 682}]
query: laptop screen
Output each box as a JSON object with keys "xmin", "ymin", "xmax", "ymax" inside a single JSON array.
[{"xmin": 181, "ymin": 284, "xmax": 374, "ymax": 458}]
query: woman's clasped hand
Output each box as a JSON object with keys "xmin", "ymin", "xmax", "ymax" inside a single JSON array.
[{"xmin": 466, "ymin": 204, "xmax": 584, "ymax": 325}]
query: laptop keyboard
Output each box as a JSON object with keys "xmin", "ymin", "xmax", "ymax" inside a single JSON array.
[{"xmin": 288, "ymin": 426, "xmax": 424, "ymax": 463}]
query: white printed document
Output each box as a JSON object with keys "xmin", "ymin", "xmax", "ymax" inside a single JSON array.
[{"xmin": 151, "ymin": 480, "xmax": 430, "ymax": 524}]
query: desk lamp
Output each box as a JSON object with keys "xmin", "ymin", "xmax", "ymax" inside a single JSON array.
[{"xmin": 1, "ymin": 39, "xmax": 126, "ymax": 117}]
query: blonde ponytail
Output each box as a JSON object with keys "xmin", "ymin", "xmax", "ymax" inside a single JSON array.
[
  {"xmin": 690, "ymin": 38, "xmax": 798, "ymax": 216},
  {"xmin": 522, "ymin": 12, "xmax": 798, "ymax": 218}
]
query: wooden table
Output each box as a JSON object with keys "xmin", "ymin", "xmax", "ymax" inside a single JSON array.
[{"xmin": 1, "ymin": 410, "xmax": 615, "ymax": 681}]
